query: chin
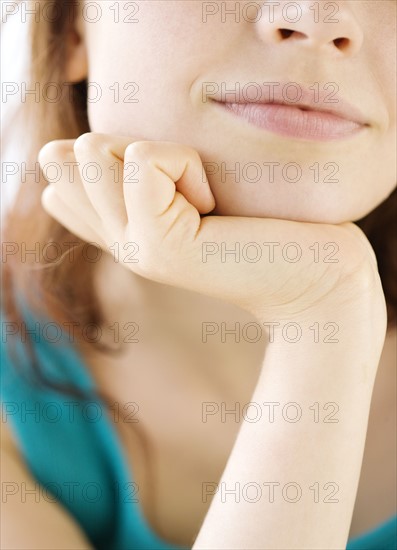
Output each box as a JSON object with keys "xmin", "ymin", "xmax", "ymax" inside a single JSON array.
[{"xmin": 209, "ymin": 185, "xmax": 395, "ymax": 225}]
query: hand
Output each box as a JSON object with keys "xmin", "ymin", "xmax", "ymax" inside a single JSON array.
[{"xmin": 38, "ymin": 133, "xmax": 384, "ymax": 322}]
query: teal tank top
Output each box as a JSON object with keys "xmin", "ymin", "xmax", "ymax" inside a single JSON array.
[{"xmin": 1, "ymin": 311, "xmax": 396, "ymax": 549}]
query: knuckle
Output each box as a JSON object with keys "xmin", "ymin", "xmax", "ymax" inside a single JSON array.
[
  {"xmin": 187, "ymin": 147, "xmax": 202, "ymax": 163},
  {"xmin": 38, "ymin": 140, "xmax": 66, "ymax": 167},
  {"xmin": 73, "ymin": 132, "xmax": 97, "ymax": 155},
  {"xmin": 73, "ymin": 132, "xmax": 109, "ymax": 156},
  {"xmin": 125, "ymin": 141, "xmax": 154, "ymax": 161}
]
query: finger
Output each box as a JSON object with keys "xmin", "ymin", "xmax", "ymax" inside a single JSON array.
[
  {"xmin": 73, "ymin": 133, "xmax": 134, "ymax": 237},
  {"xmin": 41, "ymin": 186, "xmax": 107, "ymax": 249},
  {"xmin": 38, "ymin": 140, "xmax": 104, "ymax": 235},
  {"xmin": 122, "ymin": 141, "xmax": 216, "ymax": 229}
]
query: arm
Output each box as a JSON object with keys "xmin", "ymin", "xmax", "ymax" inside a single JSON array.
[
  {"xmin": 193, "ymin": 269, "xmax": 387, "ymax": 549},
  {"xmin": 1, "ymin": 419, "xmax": 94, "ymax": 550},
  {"xmin": 37, "ymin": 134, "xmax": 388, "ymax": 549}
]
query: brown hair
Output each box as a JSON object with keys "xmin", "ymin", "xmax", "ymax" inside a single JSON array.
[
  {"xmin": 2, "ymin": 0, "xmax": 397, "ymax": 395},
  {"xmin": 1, "ymin": 1, "xmax": 162, "ymax": 535}
]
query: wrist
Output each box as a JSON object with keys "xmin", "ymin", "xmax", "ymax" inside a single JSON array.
[{"xmin": 252, "ymin": 267, "xmax": 386, "ymax": 369}]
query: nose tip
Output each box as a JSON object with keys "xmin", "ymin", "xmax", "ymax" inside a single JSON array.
[{"xmin": 257, "ymin": 1, "xmax": 364, "ymax": 58}]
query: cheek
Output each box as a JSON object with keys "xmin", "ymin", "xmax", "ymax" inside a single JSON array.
[
  {"xmin": 85, "ymin": 35, "xmax": 168, "ymax": 136},
  {"xmin": 85, "ymin": 4, "xmax": 214, "ymax": 138}
]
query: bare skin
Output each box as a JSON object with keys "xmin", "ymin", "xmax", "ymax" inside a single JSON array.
[
  {"xmin": 84, "ymin": 258, "xmax": 397, "ymax": 547},
  {"xmin": 2, "ymin": 1, "xmax": 396, "ymax": 548},
  {"xmin": 2, "ymin": 266, "xmax": 395, "ymax": 548},
  {"xmin": 31, "ymin": 134, "xmax": 388, "ymax": 548},
  {"xmin": 1, "ymin": 139, "xmax": 394, "ymax": 547},
  {"xmin": 349, "ymin": 326, "xmax": 397, "ymax": 538}
]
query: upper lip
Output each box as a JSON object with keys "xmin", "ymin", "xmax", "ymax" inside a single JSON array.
[{"xmin": 211, "ymin": 82, "xmax": 369, "ymax": 126}]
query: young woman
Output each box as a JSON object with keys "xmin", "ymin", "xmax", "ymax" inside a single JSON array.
[{"xmin": 1, "ymin": 1, "xmax": 396, "ymax": 548}]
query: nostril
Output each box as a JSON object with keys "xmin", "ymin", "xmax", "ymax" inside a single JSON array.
[
  {"xmin": 333, "ymin": 37, "xmax": 350, "ymax": 50},
  {"xmin": 279, "ymin": 28, "xmax": 294, "ymax": 39},
  {"xmin": 277, "ymin": 29, "xmax": 353, "ymax": 52},
  {"xmin": 278, "ymin": 28, "xmax": 307, "ymax": 40}
]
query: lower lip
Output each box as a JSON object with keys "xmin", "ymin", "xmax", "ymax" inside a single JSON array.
[{"xmin": 217, "ymin": 102, "xmax": 365, "ymax": 141}]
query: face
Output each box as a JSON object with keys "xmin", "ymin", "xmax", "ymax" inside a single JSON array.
[{"xmin": 76, "ymin": 0, "xmax": 396, "ymax": 223}]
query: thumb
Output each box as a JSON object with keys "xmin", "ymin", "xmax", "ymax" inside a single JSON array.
[{"xmin": 123, "ymin": 141, "xmax": 216, "ymax": 215}]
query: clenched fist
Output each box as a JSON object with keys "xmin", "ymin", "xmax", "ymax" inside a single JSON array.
[{"xmin": 38, "ymin": 133, "xmax": 385, "ymax": 325}]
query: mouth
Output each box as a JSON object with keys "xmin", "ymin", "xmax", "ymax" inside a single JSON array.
[{"xmin": 210, "ymin": 83, "xmax": 370, "ymax": 141}]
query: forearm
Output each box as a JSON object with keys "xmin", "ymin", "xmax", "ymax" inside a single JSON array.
[{"xmin": 193, "ymin": 298, "xmax": 386, "ymax": 549}]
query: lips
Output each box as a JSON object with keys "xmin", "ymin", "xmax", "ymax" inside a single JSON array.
[{"xmin": 210, "ymin": 82, "xmax": 369, "ymax": 141}]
